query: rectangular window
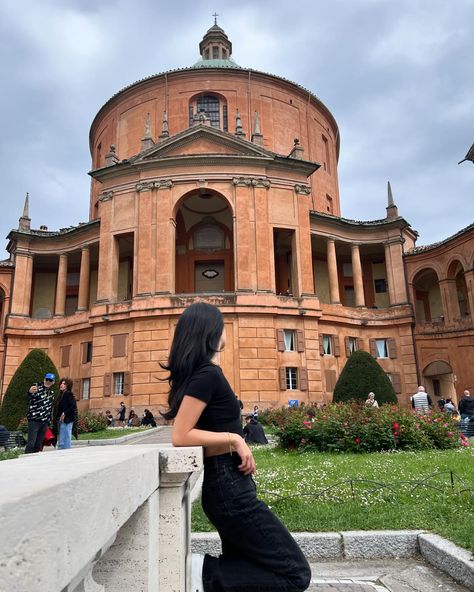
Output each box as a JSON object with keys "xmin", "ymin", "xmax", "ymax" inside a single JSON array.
[
  {"xmin": 322, "ymin": 135, "xmax": 331, "ymax": 174},
  {"xmin": 374, "ymin": 278, "xmax": 387, "ymax": 293},
  {"xmin": 348, "ymin": 337, "xmax": 358, "ymax": 354},
  {"xmin": 212, "ymin": 46, "xmax": 219, "ymax": 59},
  {"xmin": 222, "ymin": 48, "xmax": 227, "ymax": 59},
  {"xmin": 375, "ymin": 339, "xmax": 389, "ymax": 358},
  {"xmin": 205, "ymin": 49, "xmax": 210, "ymax": 59},
  {"xmin": 189, "ymin": 105, "xmax": 194, "ymax": 126},
  {"xmin": 432, "ymin": 379, "xmax": 441, "ymax": 397},
  {"xmin": 283, "ymin": 329, "xmax": 295, "ymax": 351},
  {"xmin": 323, "ymin": 334, "xmax": 332, "ymax": 355},
  {"xmin": 286, "ymin": 367, "xmax": 298, "ymax": 390},
  {"xmin": 82, "ymin": 378, "xmax": 90, "ymax": 400},
  {"xmin": 113, "ymin": 372, "xmax": 125, "ymax": 395},
  {"xmin": 82, "ymin": 341, "xmax": 93, "ymax": 364}
]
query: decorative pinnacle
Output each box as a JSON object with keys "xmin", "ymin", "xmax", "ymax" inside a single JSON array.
[
  {"xmin": 458, "ymin": 141, "xmax": 474, "ymax": 165},
  {"xmin": 235, "ymin": 109, "xmax": 244, "ymax": 136},
  {"xmin": 159, "ymin": 111, "xmax": 170, "ymax": 141},
  {"xmin": 22, "ymin": 192, "xmax": 30, "ymax": 218},
  {"xmin": 143, "ymin": 113, "xmax": 152, "ymax": 139},
  {"xmin": 387, "ymin": 181, "xmax": 394, "ymax": 207}
]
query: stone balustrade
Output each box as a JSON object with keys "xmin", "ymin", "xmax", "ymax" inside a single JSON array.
[{"xmin": 0, "ymin": 444, "xmax": 202, "ymax": 592}]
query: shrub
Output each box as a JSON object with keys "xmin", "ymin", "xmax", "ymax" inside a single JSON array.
[
  {"xmin": 0, "ymin": 349, "xmax": 59, "ymax": 430},
  {"xmin": 77, "ymin": 411, "xmax": 108, "ymax": 434},
  {"xmin": 271, "ymin": 402, "xmax": 466, "ymax": 453},
  {"xmin": 333, "ymin": 350, "xmax": 397, "ymax": 404}
]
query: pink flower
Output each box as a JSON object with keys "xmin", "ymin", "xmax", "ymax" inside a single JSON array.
[
  {"xmin": 447, "ymin": 432, "xmax": 454, "ymax": 437},
  {"xmin": 392, "ymin": 422, "xmax": 400, "ymax": 430},
  {"xmin": 393, "ymin": 431, "xmax": 399, "ymax": 437}
]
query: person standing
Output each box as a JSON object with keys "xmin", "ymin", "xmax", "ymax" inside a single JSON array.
[
  {"xmin": 364, "ymin": 392, "xmax": 379, "ymax": 408},
  {"xmin": 410, "ymin": 385, "xmax": 433, "ymax": 414},
  {"xmin": 459, "ymin": 390, "xmax": 474, "ymax": 422},
  {"xmin": 56, "ymin": 377, "xmax": 77, "ymax": 450},
  {"xmin": 25, "ymin": 373, "xmax": 56, "ymax": 453},
  {"xmin": 161, "ymin": 302, "xmax": 310, "ymax": 592},
  {"xmin": 117, "ymin": 402, "xmax": 126, "ymax": 427}
]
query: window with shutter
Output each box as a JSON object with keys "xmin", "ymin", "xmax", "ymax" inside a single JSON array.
[
  {"xmin": 388, "ymin": 338, "xmax": 397, "ymax": 359},
  {"xmin": 324, "ymin": 369, "xmax": 337, "ymax": 392},
  {"xmin": 113, "ymin": 372, "xmax": 125, "ymax": 395},
  {"xmin": 391, "ymin": 373, "xmax": 402, "ymax": 394},
  {"xmin": 285, "ymin": 367, "xmax": 298, "ymax": 390},
  {"xmin": 296, "ymin": 330, "xmax": 305, "ymax": 352},
  {"xmin": 345, "ymin": 336, "xmax": 351, "ymax": 357},
  {"xmin": 299, "ymin": 368, "xmax": 308, "ymax": 391},
  {"xmin": 82, "ymin": 378, "xmax": 91, "ymax": 400},
  {"xmin": 319, "ymin": 334, "xmax": 325, "ymax": 355},
  {"xmin": 60, "ymin": 345, "xmax": 71, "ymax": 368},
  {"xmin": 375, "ymin": 339, "xmax": 389, "ymax": 358},
  {"xmin": 123, "ymin": 372, "xmax": 131, "ymax": 396},
  {"xmin": 278, "ymin": 367, "xmax": 286, "ymax": 390},
  {"xmin": 369, "ymin": 339, "xmax": 377, "ymax": 357},
  {"xmin": 276, "ymin": 329, "xmax": 285, "ymax": 352},
  {"xmin": 82, "ymin": 341, "xmax": 93, "ymax": 364},
  {"xmin": 112, "ymin": 334, "xmax": 127, "ymax": 358},
  {"xmin": 322, "ymin": 335, "xmax": 333, "ymax": 355},
  {"xmin": 333, "ymin": 336, "xmax": 340, "ymax": 357},
  {"xmin": 72, "ymin": 379, "xmax": 81, "ymax": 398},
  {"xmin": 104, "ymin": 373, "xmax": 112, "ymax": 397}
]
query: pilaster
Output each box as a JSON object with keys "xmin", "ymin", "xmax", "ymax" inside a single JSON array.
[
  {"xmin": 54, "ymin": 254, "xmax": 68, "ymax": 317},
  {"xmin": 327, "ymin": 238, "xmax": 340, "ymax": 304},
  {"xmin": 77, "ymin": 246, "xmax": 90, "ymax": 311}
]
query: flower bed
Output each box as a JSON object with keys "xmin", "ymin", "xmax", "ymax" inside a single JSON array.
[
  {"xmin": 260, "ymin": 403, "xmax": 468, "ymax": 452},
  {"xmin": 77, "ymin": 411, "xmax": 108, "ymax": 434}
]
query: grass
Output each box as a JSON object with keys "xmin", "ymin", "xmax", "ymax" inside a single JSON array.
[
  {"xmin": 77, "ymin": 427, "xmax": 150, "ymax": 440},
  {"xmin": 0, "ymin": 449, "xmax": 23, "ymax": 461},
  {"xmin": 192, "ymin": 444, "xmax": 474, "ymax": 552}
]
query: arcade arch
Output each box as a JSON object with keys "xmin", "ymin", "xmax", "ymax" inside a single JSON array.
[
  {"xmin": 447, "ymin": 260, "xmax": 470, "ymax": 318},
  {"xmin": 422, "ymin": 360, "xmax": 456, "ymax": 402},
  {"xmin": 174, "ymin": 191, "xmax": 234, "ymax": 293},
  {"xmin": 412, "ymin": 268, "xmax": 443, "ymax": 322}
]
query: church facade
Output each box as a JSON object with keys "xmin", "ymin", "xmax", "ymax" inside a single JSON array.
[{"xmin": 0, "ymin": 24, "xmax": 472, "ymax": 416}]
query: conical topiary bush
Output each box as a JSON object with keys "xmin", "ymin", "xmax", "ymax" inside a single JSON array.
[
  {"xmin": 0, "ymin": 349, "xmax": 59, "ymax": 430},
  {"xmin": 333, "ymin": 349, "xmax": 397, "ymax": 405}
]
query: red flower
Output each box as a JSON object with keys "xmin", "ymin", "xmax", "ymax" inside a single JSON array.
[
  {"xmin": 354, "ymin": 437, "xmax": 362, "ymax": 445},
  {"xmin": 393, "ymin": 431, "xmax": 399, "ymax": 437},
  {"xmin": 392, "ymin": 422, "xmax": 400, "ymax": 430}
]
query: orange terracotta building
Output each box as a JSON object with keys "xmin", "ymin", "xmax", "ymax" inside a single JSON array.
[{"xmin": 0, "ymin": 24, "xmax": 472, "ymax": 417}]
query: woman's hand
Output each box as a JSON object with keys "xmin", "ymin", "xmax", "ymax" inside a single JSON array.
[{"xmin": 232, "ymin": 434, "xmax": 256, "ymax": 475}]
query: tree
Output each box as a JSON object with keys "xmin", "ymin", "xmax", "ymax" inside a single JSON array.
[
  {"xmin": 0, "ymin": 349, "xmax": 59, "ymax": 430},
  {"xmin": 333, "ymin": 350, "xmax": 397, "ymax": 405}
]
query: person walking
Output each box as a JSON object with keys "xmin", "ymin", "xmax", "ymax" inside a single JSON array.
[
  {"xmin": 56, "ymin": 377, "xmax": 77, "ymax": 450},
  {"xmin": 410, "ymin": 385, "xmax": 433, "ymax": 414},
  {"xmin": 25, "ymin": 373, "xmax": 56, "ymax": 453},
  {"xmin": 161, "ymin": 302, "xmax": 310, "ymax": 592},
  {"xmin": 117, "ymin": 402, "xmax": 126, "ymax": 427}
]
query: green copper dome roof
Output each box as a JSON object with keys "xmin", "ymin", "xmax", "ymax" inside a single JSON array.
[{"xmin": 191, "ymin": 58, "xmax": 241, "ymax": 69}]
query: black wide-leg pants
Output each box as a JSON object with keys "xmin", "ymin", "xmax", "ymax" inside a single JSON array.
[{"xmin": 201, "ymin": 453, "xmax": 311, "ymax": 592}]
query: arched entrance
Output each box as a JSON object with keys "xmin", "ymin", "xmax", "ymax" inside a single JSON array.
[
  {"xmin": 175, "ymin": 190, "xmax": 234, "ymax": 293},
  {"xmin": 423, "ymin": 360, "xmax": 456, "ymax": 403},
  {"xmin": 447, "ymin": 260, "xmax": 470, "ymax": 318}
]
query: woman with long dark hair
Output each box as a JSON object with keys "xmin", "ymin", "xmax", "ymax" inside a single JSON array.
[
  {"xmin": 162, "ymin": 302, "xmax": 311, "ymax": 592},
  {"xmin": 56, "ymin": 377, "xmax": 77, "ymax": 450}
]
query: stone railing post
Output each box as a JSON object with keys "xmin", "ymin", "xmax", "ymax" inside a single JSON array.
[{"xmin": 157, "ymin": 446, "xmax": 203, "ymax": 592}]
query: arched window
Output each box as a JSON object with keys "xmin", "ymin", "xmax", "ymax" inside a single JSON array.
[{"xmin": 189, "ymin": 94, "xmax": 228, "ymax": 132}]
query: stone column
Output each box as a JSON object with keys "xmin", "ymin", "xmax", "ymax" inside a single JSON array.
[
  {"xmin": 351, "ymin": 243, "xmax": 365, "ymax": 307},
  {"xmin": 10, "ymin": 250, "xmax": 33, "ymax": 316},
  {"xmin": 439, "ymin": 279, "xmax": 459, "ymax": 323},
  {"xmin": 54, "ymin": 254, "xmax": 68, "ymax": 316},
  {"xmin": 384, "ymin": 240, "xmax": 408, "ymax": 305},
  {"xmin": 234, "ymin": 179, "xmax": 254, "ymax": 291},
  {"xmin": 77, "ymin": 246, "xmax": 90, "ymax": 311},
  {"xmin": 254, "ymin": 183, "xmax": 272, "ymax": 291},
  {"xmin": 463, "ymin": 269, "xmax": 474, "ymax": 317},
  {"xmin": 327, "ymin": 238, "xmax": 340, "ymax": 304}
]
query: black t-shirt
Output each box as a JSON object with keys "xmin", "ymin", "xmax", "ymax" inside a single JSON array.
[{"xmin": 186, "ymin": 363, "xmax": 244, "ymax": 436}]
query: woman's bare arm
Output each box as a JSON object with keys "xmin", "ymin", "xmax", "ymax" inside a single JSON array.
[{"xmin": 172, "ymin": 395, "xmax": 256, "ymax": 474}]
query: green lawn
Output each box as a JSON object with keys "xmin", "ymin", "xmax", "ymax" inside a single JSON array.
[
  {"xmin": 77, "ymin": 427, "xmax": 150, "ymax": 440},
  {"xmin": 0, "ymin": 449, "xmax": 23, "ymax": 461},
  {"xmin": 192, "ymin": 445, "xmax": 474, "ymax": 552}
]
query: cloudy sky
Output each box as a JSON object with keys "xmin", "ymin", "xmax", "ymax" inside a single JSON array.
[{"xmin": 0, "ymin": 0, "xmax": 473, "ymax": 258}]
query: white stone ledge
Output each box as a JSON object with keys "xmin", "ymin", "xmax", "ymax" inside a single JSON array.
[{"xmin": 0, "ymin": 444, "xmax": 202, "ymax": 592}]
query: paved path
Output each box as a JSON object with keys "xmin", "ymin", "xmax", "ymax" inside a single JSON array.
[{"xmin": 127, "ymin": 429, "xmax": 470, "ymax": 592}]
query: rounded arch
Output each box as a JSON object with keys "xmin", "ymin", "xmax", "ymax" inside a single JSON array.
[
  {"xmin": 446, "ymin": 256, "xmax": 467, "ymax": 280},
  {"xmin": 409, "ymin": 265, "xmax": 441, "ymax": 287},
  {"xmin": 422, "ymin": 360, "xmax": 456, "ymax": 402},
  {"xmin": 174, "ymin": 188, "xmax": 234, "ymax": 294},
  {"xmin": 172, "ymin": 187, "xmax": 234, "ymax": 221},
  {"xmin": 412, "ymin": 267, "xmax": 443, "ymax": 323}
]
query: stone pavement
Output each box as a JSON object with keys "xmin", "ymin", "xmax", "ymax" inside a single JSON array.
[{"xmin": 127, "ymin": 425, "xmax": 173, "ymax": 445}]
